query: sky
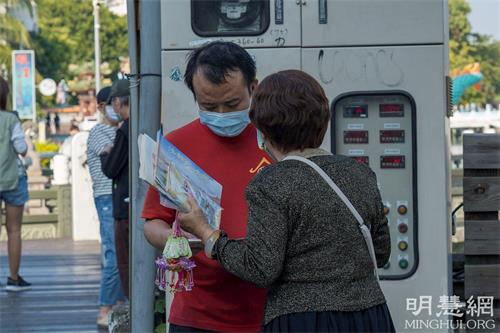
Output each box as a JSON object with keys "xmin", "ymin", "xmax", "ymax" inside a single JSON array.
[{"xmin": 468, "ymin": 0, "xmax": 500, "ymax": 40}]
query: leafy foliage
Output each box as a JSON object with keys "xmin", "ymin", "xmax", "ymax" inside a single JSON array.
[
  {"xmin": 32, "ymin": 0, "xmax": 128, "ymax": 82},
  {"xmin": 34, "ymin": 140, "xmax": 60, "ymax": 168},
  {"xmin": 34, "ymin": 140, "xmax": 59, "ymax": 153},
  {"xmin": 67, "ymin": 61, "xmax": 112, "ymax": 93},
  {"xmin": 449, "ymin": 0, "xmax": 500, "ymax": 104},
  {"xmin": 154, "ymin": 323, "xmax": 166, "ymax": 333},
  {"xmin": 154, "ymin": 289, "xmax": 167, "ymax": 333},
  {"xmin": 0, "ymin": 0, "xmax": 32, "ymax": 72},
  {"xmin": 154, "ymin": 298, "xmax": 166, "ymax": 314}
]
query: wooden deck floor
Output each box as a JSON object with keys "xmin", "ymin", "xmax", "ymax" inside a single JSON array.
[{"xmin": 0, "ymin": 239, "xmax": 106, "ymax": 333}]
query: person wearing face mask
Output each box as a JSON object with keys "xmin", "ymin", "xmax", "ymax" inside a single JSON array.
[
  {"xmin": 86, "ymin": 86, "xmax": 125, "ymax": 328},
  {"xmin": 100, "ymin": 79, "xmax": 131, "ymax": 302},
  {"xmin": 141, "ymin": 41, "xmax": 270, "ymax": 333},
  {"xmin": 178, "ymin": 70, "xmax": 395, "ymax": 333}
]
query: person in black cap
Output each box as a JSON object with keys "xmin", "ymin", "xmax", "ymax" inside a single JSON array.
[
  {"xmin": 100, "ymin": 79, "xmax": 130, "ymax": 300},
  {"xmin": 88, "ymin": 86, "xmax": 125, "ymax": 327},
  {"xmin": 106, "ymin": 79, "xmax": 130, "ymax": 123}
]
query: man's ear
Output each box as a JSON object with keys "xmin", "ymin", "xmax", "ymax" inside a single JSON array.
[{"xmin": 249, "ymin": 79, "xmax": 258, "ymax": 95}]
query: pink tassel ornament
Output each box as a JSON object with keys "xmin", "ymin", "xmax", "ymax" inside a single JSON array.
[{"xmin": 155, "ymin": 219, "xmax": 196, "ymax": 292}]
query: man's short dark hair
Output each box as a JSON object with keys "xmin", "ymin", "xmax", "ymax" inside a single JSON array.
[
  {"xmin": 250, "ymin": 70, "xmax": 331, "ymax": 153},
  {"xmin": 184, "ymin": 41, "xmax": 256, "ymax": 97}
]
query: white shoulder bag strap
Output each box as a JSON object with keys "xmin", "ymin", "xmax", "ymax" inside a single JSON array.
[{"xmin": 284, "ymin": 155, "xmax": 379, "ymax": 279}]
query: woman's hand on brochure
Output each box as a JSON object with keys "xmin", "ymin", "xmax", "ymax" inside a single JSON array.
[{"xmin": 178, "ymin": 196, "xmax": 215, "ymax": 244}]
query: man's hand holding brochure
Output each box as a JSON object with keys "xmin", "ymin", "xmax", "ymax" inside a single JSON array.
[
  {"xmin": 138, "ymin": 130, "xmax": 222, "ymax": 291},
  {"xmin": 138, "ymin": 130, "xmax": 222, "ymax": 231}
]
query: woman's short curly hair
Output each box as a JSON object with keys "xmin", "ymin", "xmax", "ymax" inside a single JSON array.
[{"xmin": 250, "ymin": 70, "xmax": 330, "ymax": 153}]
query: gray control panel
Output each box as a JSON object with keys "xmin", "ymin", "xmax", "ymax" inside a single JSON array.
[{"xmin": 332, "ymin": 93, "xmax": 417, "ymax": 279}]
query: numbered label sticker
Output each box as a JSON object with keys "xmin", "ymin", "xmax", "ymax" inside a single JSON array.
[
  {"xmin": 384, "ymin": 123, "xmax": 401, "ymax": 129},
  {"xmin": 348, "ymin": 149, "xmax": 365, "ymax": 155},
  {"xmin": 347, "ymin": 123, "xmax": 364, "ymax": 130},
  {"xmin": 384, "ymin": 148, "xmax": 401, "ymax": 155}
]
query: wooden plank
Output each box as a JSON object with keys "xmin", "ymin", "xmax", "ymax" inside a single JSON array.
[
  {"xmin": 0, "ymin": 214, "xmax": 58, "ymax": 225},
  {"xmin": 29, "ymin": 189, "xmax": 58, "ymax": 200},
  {"xmin": 463, "ymin": 177, "xmax": 500, "ymax": 212},
  {"xmin": 0, "ymin": 239, "xmax": 102, "ymax": 333},
  {"xmin": 463, "ymin": 134, "xmax": 500, "ymax": 169},
  {"xmin": 23, "ymin": 214, "xmax": 59, "ymax": 224},
  {"xmin": 465, "ymin": 240, "xmax": 500, "ymax": 255},
  {"xmin": 465, "ymin": 220, "xmax": 500, "ymax": 240},
  {"xmin": 464, "ymin": 264, "xmax": 500, "ymax": 299},
  {"xmin": 465, "ymin": 255, "xmax": 500, "ymax": 265}
]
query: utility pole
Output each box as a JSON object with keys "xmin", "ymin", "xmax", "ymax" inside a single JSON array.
[
  {"xmin": 93, "ymin": 0, "xmax": 101, "ymax": 93},
  {"xmin": 128, "ymin": 0, "xmax": 161, "ymax": 332}
]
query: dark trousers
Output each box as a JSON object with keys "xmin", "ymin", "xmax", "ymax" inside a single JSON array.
[{"xmin": 115, "ymin": 218, "xmax": 129, "ymax": 299}]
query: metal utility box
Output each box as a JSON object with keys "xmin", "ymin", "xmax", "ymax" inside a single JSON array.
[
  {"xmin": 303, "ymin": 44, "xmax": 451, "ymax": 332},
  {"xmin": 160, "ymin": 1, "xmax": 451, "ymax": 331},
  {"xmin": 301, "ymin": 0, "xmax": 445, "ymax": 46},
  {"xmin": 162, "ymin": 0, "xmax": 445, "ymax": 50},
  {"xmin": 332, "ymin": 91, "xmax": 417, "ymax": 279},
  {"xmin": 161, "ymin": 0, "xmax": 301, "ymax": 49}
]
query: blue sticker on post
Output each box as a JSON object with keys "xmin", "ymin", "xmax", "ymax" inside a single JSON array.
[
  {"xmin": 169, "ymin": 66, "xmax": 182, "ymax": 82},
  {"xmin": 275, "ymin": 0, "xmax": 283, "ymax": 25},
  {"xmin": 319, "ymin": 0, "xmax": 328, "ymax": 24}
]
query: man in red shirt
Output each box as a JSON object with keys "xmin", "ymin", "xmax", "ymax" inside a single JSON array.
[{"xmin": 142, "ymin": 42, "xmax": 270, "ymax": 332}]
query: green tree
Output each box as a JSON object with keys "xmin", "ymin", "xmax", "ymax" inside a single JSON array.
[
  {"xmin": 32, "ymin": 0, "xmax": 128, "ymax": 83},
  {"xmin": 0, "ymin": 0, "xmax": 32, "ymax": 71},
  {"xmin": 449, "ymin": 0, "xmax": 500, "ymax": 104}
]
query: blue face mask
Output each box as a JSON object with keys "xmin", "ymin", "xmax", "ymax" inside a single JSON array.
[
  {"xmin": 199, "ymin": 107, "xmax": 250, "ymax": 137},
  {"xmin": 105, "ymin": 105, "xmax": 122, "ymax": 122},
  {"xmin": 256, "ymin": 129, "xmax": 278, "ymax": 161}
]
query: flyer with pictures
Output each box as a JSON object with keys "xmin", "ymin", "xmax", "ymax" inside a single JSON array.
[{"xmin": 138, "ymin": 130, "xmax": 222, "ymax": 230}]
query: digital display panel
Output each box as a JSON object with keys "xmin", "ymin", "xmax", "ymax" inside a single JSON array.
[
  {"xmin": 380, "ymin": 130, "xmax": 405, "ymax": 143},
  {"xmin": 351, "ymin": 156, "xmax": 369, "ymax": 165},
  {"xmin": 344, "ymin": 130, "xmax": 369, "ymax": 144},
  {"xmin": 380, "ymin": 155, "xmax": 406, "ymax": 169},
  {"xmin": 343, "ymin": 105, "xmax": 368, "ymax": 118},
  {"xmin": 379, "ymin": 104, "xmax": 404, "ymax": 117}
]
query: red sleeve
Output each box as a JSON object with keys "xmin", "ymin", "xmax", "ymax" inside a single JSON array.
[{"xmin": 141, "ymin": 185, "xmax": 176, "ymax": 224}]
